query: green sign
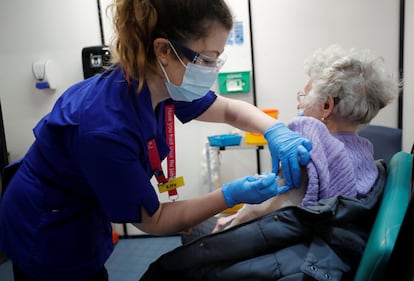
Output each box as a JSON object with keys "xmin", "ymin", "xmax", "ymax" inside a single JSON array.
[{"xmin": 218, "ymin": 71, "xmax": 251, "ymax": 94}]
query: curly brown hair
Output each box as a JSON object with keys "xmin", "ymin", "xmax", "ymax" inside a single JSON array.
[{"xmin": 108, "ymin": 0, "xmax": 233, "ymax": 92}]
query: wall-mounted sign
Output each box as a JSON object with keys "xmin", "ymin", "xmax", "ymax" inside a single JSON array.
[{"xmin": 218, "ymin": 71, "xmax": 251, "ymax": 94}]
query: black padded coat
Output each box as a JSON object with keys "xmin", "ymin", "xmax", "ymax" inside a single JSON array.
[{"xmin": 140, "ymin": 161, "xmax": 386, "ymax": 281}]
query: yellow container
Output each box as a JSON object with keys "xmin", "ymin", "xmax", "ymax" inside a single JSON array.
[{"xmin": 245, "ymin": 108, "xmax": 279, "ymax": 145}]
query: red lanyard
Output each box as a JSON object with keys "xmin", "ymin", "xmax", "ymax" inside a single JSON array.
[
  {"xmin": 147, "ymin": 104, "xmax": 179, "ymax": 199},
  {"xmin": 126, "ymin": 72, "xmax": 180, "ymax": 199},
  {"xmin": 164, "ymin": 104, "xmax": 177, "ymax": 181}
]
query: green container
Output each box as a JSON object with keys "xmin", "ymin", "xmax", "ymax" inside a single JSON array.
[{"xmin": 218, "ymin": 71, "xmax": 251, "ymax": 94}]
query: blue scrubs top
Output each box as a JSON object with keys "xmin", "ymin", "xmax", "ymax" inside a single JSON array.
[{"xmin": 0, "ymin": 66, "xmax": 216, "ymax": 280}]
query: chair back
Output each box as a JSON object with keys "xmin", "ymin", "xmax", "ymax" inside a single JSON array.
[
  {"xmin": 357, "ymin": 125, "xmax": 402, "ymax": 164},
  {"xmin": 354, "ymin": 151, "xmax": 413, "ymax": 281}
]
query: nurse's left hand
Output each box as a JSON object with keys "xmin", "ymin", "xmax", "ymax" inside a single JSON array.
[
  {"xmin": 221, "ymin": 173, "xmax": 290, "ymax": 208},
  {"xmin": 264, "ymin": 122, "xmax": 312, "ymax": 188}
]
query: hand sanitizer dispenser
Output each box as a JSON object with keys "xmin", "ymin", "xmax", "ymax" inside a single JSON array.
[{"xmin": 32, "ymin": 60, "xmax": 56, "ymax": 90}]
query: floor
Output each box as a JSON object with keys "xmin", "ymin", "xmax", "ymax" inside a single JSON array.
[{"xmin": 0, "ymin": 235, "xmax": 182, "ymax": 281}]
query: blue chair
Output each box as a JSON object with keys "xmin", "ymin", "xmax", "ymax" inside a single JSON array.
[{"xmin": 357, "ymin": 125, "xmax": 402, "ymax": 164}]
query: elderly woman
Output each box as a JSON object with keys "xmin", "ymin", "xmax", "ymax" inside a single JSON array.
[{"xmin": 212, "ymin": 44, "xmax": 398, "ymax": 230}]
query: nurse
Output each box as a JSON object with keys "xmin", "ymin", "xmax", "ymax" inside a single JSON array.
[{"xmin": 0, "ymin": 0, "xmax": 311, "ymax": 280}]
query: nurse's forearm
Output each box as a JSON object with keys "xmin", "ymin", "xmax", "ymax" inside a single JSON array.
[
  {"xmin": 134, "ymin": 189, "xmax": 228, "ymax": 236},
  {"xmin": 225, "ymin": 99, "xmax": 278, "ymax": 133},
  {"xmin": 197, "ymin": 96, "xmax": 278, "ymax": 133}
]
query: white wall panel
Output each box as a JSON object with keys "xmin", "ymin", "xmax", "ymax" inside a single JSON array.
[{"xmin": 403, "ymin": 1, "xmax": 414, "ymax": 151}]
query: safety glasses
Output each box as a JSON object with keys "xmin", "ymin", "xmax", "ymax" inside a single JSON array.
[{"xmin": 168, "ymin": 39, "xmax": 227, "ymax": 70}]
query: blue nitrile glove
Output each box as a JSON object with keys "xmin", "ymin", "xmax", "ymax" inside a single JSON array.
[
  {"xmin": 264, "ymin": 123, "xmax": 312, "ymax": 188},
  {"xmin": 221, "ymin": 173, "xmax": 290, "ymax": 208}
]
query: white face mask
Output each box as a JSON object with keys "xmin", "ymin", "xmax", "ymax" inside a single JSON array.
[
  {"xmin": 158, "ymin": 44, "xmax": 219, "ymax": 102},
  {"xmin": 297, "ymin": 108, "xmax": 305, "ymax": 116}
]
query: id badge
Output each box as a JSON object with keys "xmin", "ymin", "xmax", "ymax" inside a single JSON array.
[{"xmin": 158, "ymin": 176, "xmax": 185, "ymax": 193}]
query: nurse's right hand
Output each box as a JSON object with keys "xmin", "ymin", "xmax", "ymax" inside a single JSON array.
[{"xmin": 221, "ymin": 173, "xmax": 290, "ymax": 208}]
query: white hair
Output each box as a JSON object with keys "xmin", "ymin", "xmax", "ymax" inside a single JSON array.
[{"xmin": 303, "ymin": 44, "xmax": 400, "ymax": 124}]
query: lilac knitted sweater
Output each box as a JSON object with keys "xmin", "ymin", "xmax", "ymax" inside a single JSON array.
[
  {"xmin": 333, "ymin": 131, "xmax": 378, "ymax": 196},
  {"xmin": 287, "ymin": 117, "xmax": 377, "ymax": 207}
]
